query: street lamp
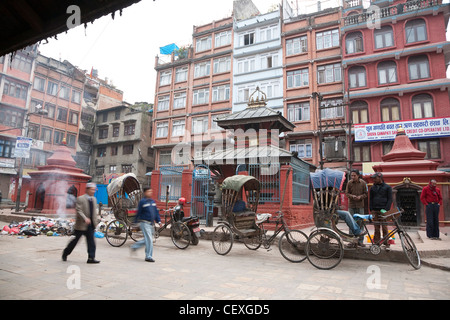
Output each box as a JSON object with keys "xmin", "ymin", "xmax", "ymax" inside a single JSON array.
[{"xmin": 15, "ymin": 107, "xmax": 48, "ymax": 212}]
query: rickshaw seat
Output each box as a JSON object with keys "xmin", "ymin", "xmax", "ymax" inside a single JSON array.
[{"xmin": 234, "ymin": 210, "xmax": 255, "ymax": 218}]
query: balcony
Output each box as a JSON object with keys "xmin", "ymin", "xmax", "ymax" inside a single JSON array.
[{"xmin": 344, "ymin": 0, "xmax": 443, "ymax": 26}]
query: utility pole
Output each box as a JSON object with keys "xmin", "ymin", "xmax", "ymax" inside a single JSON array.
[{"xmin": 312, "ymin": 92, "xmax": 324, "ymax": 170}]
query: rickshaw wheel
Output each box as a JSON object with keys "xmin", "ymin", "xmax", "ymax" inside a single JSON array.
[
  {"xmin": 212, "ymin": 224, "xmax": 234, "ymax": 255},
  {"xmin": 129, "ymin": 223, "xmax": 144, "ymax": 242},
  {"xmin": 279, "ymin": 230, "xmax": 308, "ymax": 263},
  {"xmin": 306, "ymin": 229, "xmax": 343, "ymax": 270},
  {"xmin": 243, "ymin": 234, "xmax": 262, "ymax": 250},
  {"xmin": 171, "ymin": 222, "xmax": 191, "ymax": 249},
  {"xmin": 105, "ymin": 220, "xmax": 128, "ymax": 247}
]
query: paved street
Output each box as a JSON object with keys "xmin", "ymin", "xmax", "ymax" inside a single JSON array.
[{"xmin": 1, "ymin": 228, "xmax": 449, "ymax": 302}]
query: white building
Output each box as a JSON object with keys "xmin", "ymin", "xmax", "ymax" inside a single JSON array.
[{"xmin": 232, "ymin": 7, "xmax": 284, "ymax": 114}]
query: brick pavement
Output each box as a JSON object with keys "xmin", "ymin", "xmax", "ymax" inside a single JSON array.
[{"xmin": 1, "ymin": 220, "xmax": 450, "ymax": 301}]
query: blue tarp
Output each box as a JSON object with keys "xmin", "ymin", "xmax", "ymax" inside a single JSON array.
[
  {"xmin": 159, "ymin": 43, "xmax": 179, "ymax": 55},
  {"xmin": 94, "ymin": 184, "xmax": 108, "ymax": 206},
  {"xmin": 310, "ymin": 168, "xmax": 346, "ymax": 190}
]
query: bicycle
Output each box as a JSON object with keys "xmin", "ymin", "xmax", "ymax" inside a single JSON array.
[
  {"xmin": 154, "ymin": 207, "xmax": 192, "ymax": 249},
  {"xmin": 242, "ymin": 211, "xmax": 309, "ymax": 263}
]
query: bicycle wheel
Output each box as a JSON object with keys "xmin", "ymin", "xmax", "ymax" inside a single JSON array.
[
  {"xmin": 129, "ymin": 224, "xmax": 144, "ymax": 242},
  {"xmin": 243, "ymin": 233, "xmax": 262, "ymax": 250},
  {"xmin": 171, "ymin": 222, "xmax": 191, "ymax": 249},
  {"xmin": 398, "ymin": 231, "xmax": 421, "ymax": 269},
  {"xmin": 278, "ymin": 230, "xmax": 308, "ymax": 263},
  {"xmin": 306, "ymin": 229, "xmax": 343, "ymax": 270},
  {"xmin": 105, "ymin": 220, "xmax": 128, "ymax": 247},
  {"xmin": 212, "ymin": 224, "xmax": 233, "ymax": 255}
]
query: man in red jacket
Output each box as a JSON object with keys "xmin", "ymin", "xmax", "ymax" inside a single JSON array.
[{"xmin": 420, "ymin": 179, "xmax": 442, "ymax": 240}]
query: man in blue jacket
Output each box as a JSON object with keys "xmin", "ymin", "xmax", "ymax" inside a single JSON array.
[{"xmin": 131, "ymin": 187, "xmax": 161, "ymax": 262}]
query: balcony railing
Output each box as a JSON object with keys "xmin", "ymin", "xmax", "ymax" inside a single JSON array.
[{"xmin": 344, "ymin": 0, "xmax": 441, "ymax": 26}]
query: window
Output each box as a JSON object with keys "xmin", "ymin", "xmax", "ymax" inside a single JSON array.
[
  {"xmin": 412, "ymin": 94, "xmax": 433, "ymax": 119},
  {"xmin": 289, "ymin": 139, "xmax": 312, "ymax": 158},
  {"xmin": 381, "ymin": 98, "xmax": 401, "ymax": 122},
  {"xmin": 53, "ymin": 130, "xmax": 65, "ymax": 145},
  {"xmin": 157, "ymin": 95, "xmax": 170, "ymax": 111},
  {"xmin": 259, "ymin": 24, "xmax": 278, "ymax": 42},
  {"xmin": 124, "ymin": 123, "xmax": 135, "ymax": 136},
  {"xmin": 417, "ymin": 140, "xmax": 440, "ymax": 159},
  {"xmin": 59, "ymin": 86, "xmax": 70, "ymax": 100},
  {"xmin": 98, "ymin": 127, "xmax": 108, "ymax": 139},
  {"xmin": 123, "ymin": 144, "xmax": 134, "ymax": 155},
  {"xmin": 44, "ymin": 103, "xmax": 55, "ymax": 119},
  {"xmin": 345, "ymin": 31, "xmax": 364, "ymax": 54},
  {"xmin": 316, "ymin": 29, "xmax": 339, "ymax": 50},
  {"xmin": 374, "ymin": 26, "xmax": 394, "ymax": 49},
  {"xmin": 66, "ymin": 133, "xmax": 76, "ymax": 147},
  {"xmin": 11, "ymin": 54, "xmax": 32, "ymax": 73},
  {"xmin": 259, "ymin": 81, "xmax": 280, "ymax": 99},
  {"xmin": 0, "ymin": 139, "xmax": 15, "ymax": 158},
  {"xmin": 237, "ymin": 57, "xmax": 256, "ymax": 74},
  {"xmin": 114, "ymin": 110, "xmax": 120, "ymax": 120},
  {"xmin": 317, "ymin": 63, "xmax": 341, "ymax": 84},
  {"xmin": 56, "ymin": 107, "xmax": 68, "ymax": 122},
  {"xmin": 159, "ymin": 70, "xmax": 171, "ymax": 86},
  {"xmin": 172, "ymin": 119, "xmax": 185, "ymax": 136},
  {"xmin": 408, "ymin": 55, "xmax": 430, "ymax": 80},
  {"xmin": 110, "ymin": 165, "xmax": 117, "ymax": 173},
  {"xmin": 215, "ymin": 30, "xmax": 231, "ymax": 47},
  {"xmin": 173, "ymin": 92, "xmax": 187, "ymax": 109},
  {"xmin": 159, "ymin": 150, "xmax": 172, "ymax": 166},
  {"xmin": 112, "ymin": 124, "xmax": 120, "ymax": 137},
  {"xmin": 353, "ymin": 144, "xmax": 371, "ymax": 162},
  {"xmin": 261, "ymin": 52, "xmax": 279, "ymax": 69},
  {"xmin": 320, "ymin": 98, "xmax": 344, "ymax": 119},
  {"xmin": 95, "ymin": 166, "xmax": 105, "ymax": 176},
  {"xmin": 193, "ymin": 88, "xmax": 209, "ymax": 105},
  {"xmin": 286, "ymin": 36, "xmax": 307, "ymax": 55},
  {"xmin": 40, "ymin": 128, "xmax": 52, "ymax": 143},
  {"xmin": 69, "ymin": 111, "xmax": 79, "ymax": 125},
  {"xmin": 350, "ymin": 101, "xmax": 369, "ymax": 124},
  {"xmin": 287, "ymin": 69, "xmax": 309, "ymax": 88},
  {"xmin": 287, "ymin": 102, "xmax": 310, "ymax": 122},
  {"xmin": 97, "ymin": 147, "xmax": 106, "ymax": 157},
  {"xmin": 72, "ymin": 90, "xmax": 81, "ymax": 104},
  {"xmin": 33, "ymin": 77, "xmax": 45, "ymax": 91},
  {"xmin": 348, "ymin": 66, "xmax": 366, "ymax": 88},
  {"xmin": 196, "ymin": 36, "xmax": 212, "ymax": 52},
  {"xmin": 192, "ymin": 116, "xmax": 209, "ymax": 134},
  {"xmin": 240, "ymin": 32, "xmax": 255, "ymax": 46},
  {"xmin": 175, "ymin": 67, "xmax": 188, "ymax": 82},
  {"xmin": 111, "ymin": 145, "xmax": 118, "ymax": 156},
  {"xmin": 47, "ymin": 81, "xmax": 58, "ymax": 96},
  {"xmin": 405, "ymin": 19, "xmax": 427, "ymax": 44},
  {"xmin": 212, "ymin": 84, "xmax": 230, "ymax": 102},
  {"xmin": 213, "ymin": 56, "xmax": 231, "ymax": 74},
  {"xmin": 194, "ymin": 61, "xmax": 210, "ymax": 78},
  {"xmin": 377, "ymin": 60, "xmax": 397, "ymax": 84},
  {"xmin": 156, "ymin": 122, "xmax": 168, "ymax": 138},
  {"xmin": 0, "ymin": 107, "xmax": 24, "ymax": 128},
  {"xmin": 237, "ymin": 85, "xmax": 256, "ymax": 103},
  {"xmin": 3, "ymin": 79, "xmax": 28, "ymax": 100},
  {"xmin": 122, "ymin": 164, "xmax": 133, "ymax": 173}
]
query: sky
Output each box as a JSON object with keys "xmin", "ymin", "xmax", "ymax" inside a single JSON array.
[{"xmin": 38, "ymin": 0, "xmax": 450, "ymax": 105}]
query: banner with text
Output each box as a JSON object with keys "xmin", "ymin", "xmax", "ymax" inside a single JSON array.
[{"xmin": 354, "ymin": 117, "xmax": 450, "ymax": 142}]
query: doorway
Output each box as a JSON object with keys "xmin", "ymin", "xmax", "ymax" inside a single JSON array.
[{"xmin": 396, "ymin": 188, "xmax": 420, "ymax": 226}]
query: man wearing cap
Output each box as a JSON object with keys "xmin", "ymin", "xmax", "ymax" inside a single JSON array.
[
  {"xmin": 62, "ymin": 182, "xmax": 100, "ymax": 263},
  {"xmin": 369, "ymin": 172, "xmax": 393, "ymax": 250}
]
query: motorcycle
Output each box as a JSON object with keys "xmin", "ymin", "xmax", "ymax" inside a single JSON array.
[{"xmin": 173, "ymin": 197, "xmax": 201, "ymax": 245}]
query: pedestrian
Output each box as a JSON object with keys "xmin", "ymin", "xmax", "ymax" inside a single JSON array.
[
  {"xmin": 369, "ymin": 172, "xmax": 393, "ymax": 250},
  {"xmin": 420, "ymin": 179, "xmax": 442, "ymax": 240},
  {"xmin": 345, "ymin": 169, "xmax": 368, "ymax": 246},
  {"xmin": 62, "ymin": 183, "xmax": 100, "ymax": 263},
  {"xmin": 130, "ymin": 187, "xmax": 161, "ymax": 262}
]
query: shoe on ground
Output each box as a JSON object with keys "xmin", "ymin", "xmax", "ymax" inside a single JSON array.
[
  {"xmin": 145, "ymin": 258, "xmax": 155, "ymax": 262},
  {"xmin": 62, "ymin": 254, "xmax": 67, "ymax": 261},
  {"xmin": 87, "ymin": 258, "xmax": 100, "ymax": 264}
]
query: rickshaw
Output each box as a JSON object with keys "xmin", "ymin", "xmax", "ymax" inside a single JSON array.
[
  {"xmin": 306, "ymin": 168, "xmax": 421, "ymax": 270},
  {"xmin": 211, "ymin": 174, "xmax": 308, "ymax": 262},
  {"xmin": 105, "ymin": 173, "xmax": 144, "ymax": 247}
]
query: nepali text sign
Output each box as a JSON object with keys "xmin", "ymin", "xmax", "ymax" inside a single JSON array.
[
  {"xmin": 354, "ymin": 117, "xmax": 450, "ymax": 142},
  {"xmin": 14, "ymin": 136, "xmax": 33, "ymax": 158}
]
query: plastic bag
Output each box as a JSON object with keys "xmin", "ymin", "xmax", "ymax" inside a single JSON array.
[{"xmin": 94, "ymin": 231, "xmax": 104, "ymax": 238}]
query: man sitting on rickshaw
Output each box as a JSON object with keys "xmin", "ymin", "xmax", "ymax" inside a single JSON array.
[{"xmin": 336, "ymin": 208, "xmax": 367, "ymax": 247}]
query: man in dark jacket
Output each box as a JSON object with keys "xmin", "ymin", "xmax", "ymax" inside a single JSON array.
[
  {"xmin": 369, "ymin": 172, "xmax": 392, "ymax": 249},
  {"xmin": 130, "ymin": 188, "xmax": 161, "ymax": 262}
]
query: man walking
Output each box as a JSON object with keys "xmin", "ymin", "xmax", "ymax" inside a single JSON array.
[
  {"xmin": 420, "ymin": 179, "xmax": 442, "ymax": 240},
  {"xmin": 369, "ymin": 172, "xmax": 393, "ymax": 250},
  {"xmin": 62, "ymin": 183, "xmax": 100, "ymax": 263},
  {"xmin": 131, "ymin": 187, "xmax": 161, "ymax": 262},
  {"xmin": 345, "ymin": 169, "xmax": 368, "ymax": 246}
]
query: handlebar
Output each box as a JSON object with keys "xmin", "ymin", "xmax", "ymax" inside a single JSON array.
[{"xmin": 379, "ymin": 209, "xmax": 404, "ymax": 220}]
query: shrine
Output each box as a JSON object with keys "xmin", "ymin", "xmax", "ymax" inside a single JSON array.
[
  {"xmin": 367, "ymin": 127, "xmax": 450, "ymax": 227},
  {"xmin": 24, "ymin": 140, "xmax": 91, "ymax": 215}
]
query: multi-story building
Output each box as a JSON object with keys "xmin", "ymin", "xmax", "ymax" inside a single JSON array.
[
  {"xmin": 0, "ymin": 45, "xmax": 38, "ymax": 199},
  {"xmin": 282, "ymin": 3, "xmax": 345, "ymax": 169},
  {"xmin": 341, "ymin": 0, "xmax": 450, "ymax": 172},
  {"xmin": 233, "ymin": 7, "xmax": 284, "ymax": 114},
  {"xmin": 91, "ymin": 103, "xmax": 154, "ymax": 186}
]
